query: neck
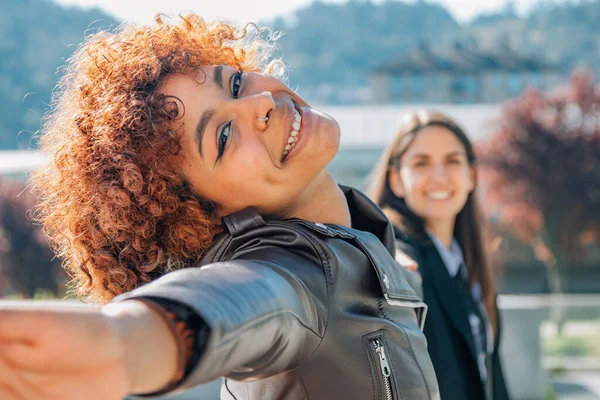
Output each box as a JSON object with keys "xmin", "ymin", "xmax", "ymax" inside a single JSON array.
[
  {"xmin": 284, "ymin": 171, "xmax": 352, "ymax": 227},
  {"xmin": 425, "ymin": 218, "xmax": 455, "ymax": 248}
]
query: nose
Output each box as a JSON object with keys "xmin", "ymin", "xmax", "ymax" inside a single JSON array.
[
  {"xmin": 235, "ymin": 91, "xmax": 275, "ymax": 131},
  {"xmin": 431, "ymin": 164, "xmax": 448, "ymax": 181}
]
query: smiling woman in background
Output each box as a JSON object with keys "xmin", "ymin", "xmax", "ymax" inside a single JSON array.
[
  {"xmin": 369, "ymin": 110, "xmax": 510, "ymax": 400},
  {"xmin": 0, "ymin": 14, "xmax": 439, "ymax": 400}
]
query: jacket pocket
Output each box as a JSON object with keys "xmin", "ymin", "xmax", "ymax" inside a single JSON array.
[
  {"xmin": 342, "ymin": 228, "xmax": 428, "ymax": 330},
  {"xmin": 364, "ymin": 331, "xmax": 399, "ymax": 400}
]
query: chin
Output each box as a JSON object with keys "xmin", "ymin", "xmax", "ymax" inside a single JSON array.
[
  {"xmin": 426, "ymin": 214, "xmax": 455, "ymax": 222},
  {"xmin": 325, "ymin": 124, "xmax": 341, "ymax": 155}
]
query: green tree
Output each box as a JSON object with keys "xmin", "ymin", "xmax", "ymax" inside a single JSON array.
[{"xmin": 0, "ymin": 0, "xmax": 117, "ymax": 150}]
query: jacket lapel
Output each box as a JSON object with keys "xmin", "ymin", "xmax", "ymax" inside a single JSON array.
[{"xmin": 421, "ymin": 241, "xmax": 478, "ymax": 362}]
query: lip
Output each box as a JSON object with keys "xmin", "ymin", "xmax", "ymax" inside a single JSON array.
[{"xmin": 281, "ymin": 105, "xmax": 311, "ymax": 163}]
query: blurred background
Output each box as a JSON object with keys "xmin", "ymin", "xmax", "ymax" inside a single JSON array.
[{"xmin": 0, "ymin": 0, "xmax": 599, "ymax": 399}]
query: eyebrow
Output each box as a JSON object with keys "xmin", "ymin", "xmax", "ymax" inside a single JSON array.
[
  {"xmin": 195, "ymin": 108, "xmax": 215, "ymax": 158},
  {"xmin": 445, "ymin": 151, "xmax": 467, "ymax": 158},
  {"xmin": 410, "ymin": 151, "xmax": 466, "ymax": 160},
  {"xmin": 194, "ymin": 66, "xmax": 226, "ymax": 158},
  {"xmin": 214, "ymin": 64, "xmax": 224, "ymax": 90}
]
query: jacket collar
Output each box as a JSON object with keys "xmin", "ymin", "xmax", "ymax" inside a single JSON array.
[
  {"xmin": 426, "ymin": 231, "xmax": 465, "ymax": 279},
  {"xmin": 339, "ymin": 185, "xmax": 396, "ymax": 259},
  {"xmin": 219, "ymin": 185, "xmax": 397, "ymax": 259}
]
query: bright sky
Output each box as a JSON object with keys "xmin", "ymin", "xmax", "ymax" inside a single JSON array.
[{"xmin": 54, "ymin": 0, "xmax": 557, "ymax": 26}]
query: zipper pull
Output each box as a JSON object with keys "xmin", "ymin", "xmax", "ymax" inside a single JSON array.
[{"xmin": 373, "ymin": 339, "xmax": 391, "ymax": 377}]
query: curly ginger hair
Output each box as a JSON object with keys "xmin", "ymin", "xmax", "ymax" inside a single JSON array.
[{"xmin": 31, "ymin": 14, "xmax": 281, "ymax": 303}]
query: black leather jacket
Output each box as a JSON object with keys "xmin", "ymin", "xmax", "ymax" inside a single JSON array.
[{"xmin": 117, "ymin": 186, "xmax": 440, "ymax": 400}]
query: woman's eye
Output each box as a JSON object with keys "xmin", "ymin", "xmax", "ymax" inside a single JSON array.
[
  {"xmin": 216, "ymin": 121, "xmax": 232, "ymax": 161},
  {"xmin": 231, "ymin": 71, "xmax": 242, "ymax": 99}
]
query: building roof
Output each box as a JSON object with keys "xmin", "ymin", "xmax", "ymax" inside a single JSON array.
[{"xmin": 373, "ymin": 42, "xmax": 557, "ymax": 74}]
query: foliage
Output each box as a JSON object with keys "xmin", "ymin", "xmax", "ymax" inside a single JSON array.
[
  {"xmin": 452, "ymin": 0, "xmax": 600, "ymax": 75},
  {"xmin": 2, "ymin": 0, "xmax": 600, "ymax": 147},
  {"xmin": 477, "ymin": 70, "xmax": 599, "ymax": 312},
  {"xmin": 270, "ymin": 0, "xmax": 600, "ymax": 103},
  {"xmin": 544, "ymin": 333, "xmax": 600, "ymax": 358},
  {"xmin": 0, "ymin": 177, "xmax": 65, "ymax": 297},
  {"xmin": 269, "ymin": 0, "xmax": 459, "ymax": 102},
  {"xmin": 477, "ymin": 71, "xmax": 600, "ymax": 262},
  {"xmin": 0, "ymin": 0, "xmax": 118, "ymax": 150}
]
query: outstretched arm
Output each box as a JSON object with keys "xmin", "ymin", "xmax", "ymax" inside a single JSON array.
[
  {"xmin": 0, "ymin": 247, "xmax": 326, "ymax": 399},
  {"xmin": 114, "ymin": 246, "xmax": 327, "ymax": 388},
  {"xmin": 0, "ymin": 300, "xmax": 180, "ymax": 400}
]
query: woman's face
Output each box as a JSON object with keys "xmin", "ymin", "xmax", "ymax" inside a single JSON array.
[
  {"xmin": 161, "ymin": 65, "xmax": 340, "ymax": 217},
  {"xmin": 388, "ymin": 125, "xmax": 475, "ymax": 225}
]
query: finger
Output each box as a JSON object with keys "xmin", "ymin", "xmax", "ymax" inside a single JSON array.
[
  {"xmin": 0, "ymin": 310, "xmax": 48, "ymax": 343},
  {"xmin": 0, "ymin": 384, "xmax": 26, "ymax": 400},
  {"xmin": 0, "ymin": 342, "xmax": 43, "ymax": 370},
  {"xmin": 0, "ymin": 301, "xmax": 94, "ymax": 342}
]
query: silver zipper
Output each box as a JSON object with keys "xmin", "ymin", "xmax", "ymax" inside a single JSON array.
[{"xmin": 373, "ymin": 338, "xmax": 393, "ymax": 400}]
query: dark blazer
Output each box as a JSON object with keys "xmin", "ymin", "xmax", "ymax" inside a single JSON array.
[{"xmin": 395, "ymin": 230, "xmax": 510, "ymax": 400}]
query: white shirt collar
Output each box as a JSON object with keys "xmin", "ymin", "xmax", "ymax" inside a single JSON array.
[
  {"xmin": 426, "ymin": 230, "xmax": 465, "ymax": 278},
  {"xmin": 426, "ymin": 230, "xmax": 485, "ymax": 302}
]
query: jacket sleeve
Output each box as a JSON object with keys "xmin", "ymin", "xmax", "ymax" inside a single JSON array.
[{"xmin": 113, "ymin": 246, "xmax": 328, "ymax": 390}]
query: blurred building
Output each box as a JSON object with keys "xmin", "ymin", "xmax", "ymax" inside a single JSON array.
[{"xmin": 369, "ymin": 42, "xmax": 563, "ymax": 104}]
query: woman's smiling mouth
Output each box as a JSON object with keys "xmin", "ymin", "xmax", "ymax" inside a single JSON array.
[{"xmin": 281, "ymin": 107, "xmax": 302, "ymax": 162}]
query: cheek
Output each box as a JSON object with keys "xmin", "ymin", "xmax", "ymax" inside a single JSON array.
[
  {"xmin": 216, "ymin": 150, "xmax": 275, "ymax": 200},
  {"xmin": 452, "ymin": 169, "xmax": 474, "ymax": 192},
  {"xmin": 400, "ymin": 170, "xmax": 424, "ymax": 195}
]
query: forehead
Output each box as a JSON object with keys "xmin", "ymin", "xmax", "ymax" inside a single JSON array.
[
  {"xmin": 406, "ymin": 125, "xmax": 466, "ymax": 155},
  {"xmin": 159, "ymin": 67, "xmax": 215, "ymax": 96},
  {"xmin": 157, "ymin": 67, "xmax": 222, "ymax": 127}
]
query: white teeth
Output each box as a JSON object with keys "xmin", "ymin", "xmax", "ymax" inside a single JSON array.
[
  {"xmin": 426, "ymin": 191, "xmax": 451, "ymax": 200},
  {"xmin": 282, "ymin": 108, "xmax": 302, "ymax": 161}
]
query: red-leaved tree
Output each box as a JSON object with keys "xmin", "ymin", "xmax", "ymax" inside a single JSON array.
[
  {"xmin": 477, "ymin": 71, "xmax": 600, "ymax": 302},
  {"xmin": 0, "ymin": 177, "xmax": 64, "ymax": 297}
]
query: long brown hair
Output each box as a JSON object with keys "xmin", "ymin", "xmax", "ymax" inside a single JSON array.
[{"xmin": 368, "ymin": 110, "xmax": 497, "ymax": 330}]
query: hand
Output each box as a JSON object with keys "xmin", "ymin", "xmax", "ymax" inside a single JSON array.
[
  {"xmin": 395, "ymin": 249, "xmax": 418, "ymax": 272},
  {"xmin": 395, "ymin": 249, "xmax": 423, "ymax": 298},
  {"xmin": 0, "ymin": 300, "xmax": 179, "ymax": 400}
]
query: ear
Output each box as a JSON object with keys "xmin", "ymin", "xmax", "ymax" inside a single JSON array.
[{"xmin": 388, "ymin": 167, "xmax": 405, "ymax": 198}]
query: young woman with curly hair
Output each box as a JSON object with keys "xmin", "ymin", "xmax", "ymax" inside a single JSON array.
[
  {"xmin": 0, "ymin": 14, "xmax": 440, "ymax": 400},
  {"xmin": 369, "ymin": 110, "xmax": 510, "ymax": 400}
]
